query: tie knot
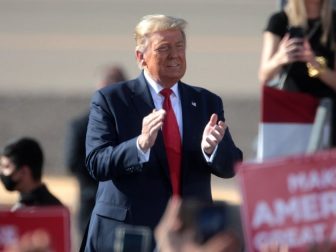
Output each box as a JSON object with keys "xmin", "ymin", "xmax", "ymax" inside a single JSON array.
[{"xmin": 160, "ymin": 88, "xmax": 173, "ymax": 98}]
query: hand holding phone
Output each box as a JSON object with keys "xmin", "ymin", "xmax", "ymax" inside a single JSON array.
[
  {"xmin": 286, "ymin": 26, "xmax": 305, "ymax": 63},
  {"xmin": 179, "ymin": 199, "xmax": 228, "ymax": 244}
]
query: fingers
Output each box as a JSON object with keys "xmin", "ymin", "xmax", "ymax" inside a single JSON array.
[
  {"xmin": 302, "ymin": 39, "xmax": 315, "ymax": 62},
  {"xmin": 281, "ymin": 33, "xmax": 290, "ymax": 42},
  {"xmin": 279, "ymin": 34, "xmax": 308, "ymax": 63},
  {"xmin": 202, "ymin": 114, "xmax": 227, "ymax": 154},
  {"xmin": 217, "ymin": 121, "xmax": 227, "ymax": 137},
  {"xmin": 155, "ymin": 196, "xmax": 182, "ymax": 241},
  {"xmin": 209, "ymin": 120, "xmax": 227, "ymax": 143},
  {"xmin": 209, "ymin": 113, "xmax": 218, "ymax": 127},
  {"xmin": 201, "ymin": 232, "xmax": 240, "ymax": 252},
  {"xmin": 287, "ymin": 44, "xmax": 303, "ymax": 60},
  {"xmin": 208, "ymin": 114, "xmax": 226, "ymax": 133},
  {"xmin": 142, "ymin": 110, "xmax": 165, "ymax": 135},
  {"xmin": 162, "ymin": 196, "xmax": 182, "ymax": 231},
  {"xmin": 148, "ymin": 110, "xmax": 165, "ymax": 134},
  {"xmin": 144, "ymin": 109, "xmax": 165, "ymax": 128},
  {"xmin": 205, "ymin": 128, "xmax": 222, "ymax": 146},
  {"xmin": 285, "ymin": 36, "xmax": 306, "ymax": 63},
  {"xmin": 139, "ymin": 109, "xmax": 166, "ymax": 151}
]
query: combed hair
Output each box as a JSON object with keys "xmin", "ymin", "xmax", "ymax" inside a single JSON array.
[
  {"xmin": 134, "ymin": 14, "xmax": 187, "ymax": 53},
  {"xmin": 284, "ymin": 0, "xmax": 333, "ymax": 47}
]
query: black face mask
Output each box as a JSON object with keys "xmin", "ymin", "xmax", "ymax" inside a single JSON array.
[{"xmin": 0, "ymin": 173, "xmax": 19, "ymax": 191}]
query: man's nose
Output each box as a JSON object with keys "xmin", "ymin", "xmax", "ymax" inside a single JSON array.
[{"xmin": 169, "ymin": 46, "xmax": 181, "ymax": 57}]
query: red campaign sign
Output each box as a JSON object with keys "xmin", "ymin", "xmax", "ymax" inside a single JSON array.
[
  {"xmin": 0, "ymin": 206, "xmax": 71, "ymax": 252},
  {"xmin": 236, "ymin": 149, "xmax": 336, "ymax": 252}
]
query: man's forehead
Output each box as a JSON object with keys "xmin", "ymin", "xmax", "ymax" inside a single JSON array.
[
  {"xmin": 149, "ymin": 29, "xmax": 184, "ymax": 40},
  {"xmin": 0, "ymin": 156, "xmax": 13, "ymax": 167}
]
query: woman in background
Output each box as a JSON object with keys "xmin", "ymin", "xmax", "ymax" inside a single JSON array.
[{"xmin": 259, "ymin": 0, "xmax": 336, "ymax": 145}]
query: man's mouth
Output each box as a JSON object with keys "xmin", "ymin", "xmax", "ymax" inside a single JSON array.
[{"xmin": 168, "ymin": 63, "xmax": 179, "ymax": 67}]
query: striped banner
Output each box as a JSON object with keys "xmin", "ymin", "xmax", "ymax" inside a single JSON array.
[{"xmin": 257, "ymin": 86, "xmax": 320, "ymax": 161}]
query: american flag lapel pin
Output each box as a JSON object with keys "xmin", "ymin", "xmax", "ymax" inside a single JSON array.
[{"xmin": 191, "ymin": 101, "xmax": 197, "ymax": 107}]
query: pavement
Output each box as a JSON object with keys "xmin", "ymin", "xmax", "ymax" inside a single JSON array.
[{"xmin": 0, "ymin": 1, "xmax": 276, "ymax": 250}]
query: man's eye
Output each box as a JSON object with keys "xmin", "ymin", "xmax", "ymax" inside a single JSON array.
[
  {"xmin": 176, "ymin": 43, "xmax": 185, "ymax": 49},
  {"xmin": 156, "ymin": 46, "xmax": 169, "ymax": 52}
]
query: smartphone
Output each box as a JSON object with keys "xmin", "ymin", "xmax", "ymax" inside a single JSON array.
[
  {"xmin": 288, "ymin": 26, "xmax": 304, "ymax": 53},
  {"xmin": 114, "ymin": 224, "xmax": 152, "ymax": 252},
  {"xmin": 179, "ymin": 199, "xmax": 228, "ymax": 244},
  {"xmin": 194, "ymin": 203, "xmax": 228, "ymax": 244},
  {"xmin": 288, "ymin": 26, "xmax": 304, "ymax": 39}
]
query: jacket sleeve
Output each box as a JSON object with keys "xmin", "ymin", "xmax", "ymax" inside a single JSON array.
[
  {"xmin": 208, "ymin": 95, "xmax": 243, "ymax": 178},
  {"xmin": 85, "ymin": 90, "xmax": 143, "ymax": 181}
]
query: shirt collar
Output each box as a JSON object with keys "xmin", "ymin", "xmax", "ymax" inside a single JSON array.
[{"xmin": 144, "ymin": 70, "xmax": 179, "ymax": 97}]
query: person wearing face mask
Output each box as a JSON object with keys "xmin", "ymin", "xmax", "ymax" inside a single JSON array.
[{"xmin": 0, "ymin": 137, "xmax": 63, "ymax": 211}]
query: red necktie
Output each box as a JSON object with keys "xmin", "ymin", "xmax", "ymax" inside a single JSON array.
[{"xmin": 160, "ymin": 88, "xmax": 182, "ymax": 195}]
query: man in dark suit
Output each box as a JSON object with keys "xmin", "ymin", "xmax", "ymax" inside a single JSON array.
[
  {"xmin": 83, "ymin": 14, "xmax": 243, "ymax": 251},
  {"xmin": 65, "ymin": 64, "xmax": 126, "ymax": 238}
]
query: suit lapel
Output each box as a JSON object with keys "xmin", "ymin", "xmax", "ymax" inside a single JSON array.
[
  {"xmin": 178, "ymin": 83, "xmax": 202, "ymax": 188},
  {"xmin": 129, "ymin": 73, "xmax": 171, "ymax": 183},
  {"xmin": 129, "ymin": 73, "xmax": 155, "ymax": 116},
  {"xmin": 179, "ymin": 83, "xmax": 200, "ymax": 152}
]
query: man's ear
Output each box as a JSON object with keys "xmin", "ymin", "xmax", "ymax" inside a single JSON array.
[
  {"xmin": 136, "ymin": 50, "xmax": 145, "ymax": 67},
  {"xmin": 20, "ymin": 165, "xmax": 31, "ymax": 177}
]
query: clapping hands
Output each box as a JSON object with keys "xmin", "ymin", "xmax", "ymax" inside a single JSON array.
[{"xmin": 201, "ymin": 114, "xmax": 227, "ymax": 155}]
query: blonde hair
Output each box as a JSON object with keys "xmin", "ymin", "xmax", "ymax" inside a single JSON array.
[
  {"xmin": 284, "ymin": 0, "xmax": 333, "ymax": 47},
  {"xmin": 134, "ymin": 14, "xmax": 187, "ymax": 53}
]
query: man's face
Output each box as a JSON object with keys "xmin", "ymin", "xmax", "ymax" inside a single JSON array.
[
  {"xmin": 0, "ymin": 156, "xmax": 16, "ymax": 176},
  {"xmin": 141, "ymin": 29, "xmax": 186, "ymax": 87},
  {"xmin": 0, "ymin": 156, "xmax": 21, "ymax": 191}
]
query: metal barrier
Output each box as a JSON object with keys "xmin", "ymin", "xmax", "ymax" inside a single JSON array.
[{"xmin": 306, "ymin": 97, "xmax": 333, "ymax": 153}]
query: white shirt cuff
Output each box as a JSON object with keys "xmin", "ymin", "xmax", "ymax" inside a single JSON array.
[
  {"xmin": 136, "ymin": 137, "xmax": 150, "ymax": 163},
  {"xmin": 202, "ymin": 145, "xmax": 218, "ymax": 163}
]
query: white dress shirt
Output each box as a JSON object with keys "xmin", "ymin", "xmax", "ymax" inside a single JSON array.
[
  {"xmin": 137, "ymin": 71, "xmax": 216, "ymax": 163},
  {"xmin": 144, "ymin": 71, "xmax": 183, "ymax": 137}
]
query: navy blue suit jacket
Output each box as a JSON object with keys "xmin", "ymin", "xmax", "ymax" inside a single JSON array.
[{"xmin": 84, "ymin": 72, "xmax": 242, "ymax": 251}]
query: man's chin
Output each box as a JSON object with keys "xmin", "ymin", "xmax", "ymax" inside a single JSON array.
[{"xmin": 167, "ymin": 70, "xmax": 185, "ymax": 80}]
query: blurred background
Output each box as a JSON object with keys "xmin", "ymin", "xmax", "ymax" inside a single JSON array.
[{"xmin": 0, "ymin": 0, "xmax": 276, "ymax": 250}]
